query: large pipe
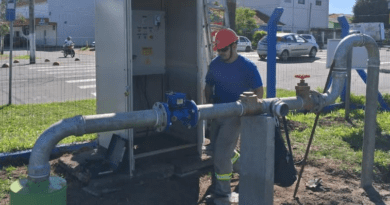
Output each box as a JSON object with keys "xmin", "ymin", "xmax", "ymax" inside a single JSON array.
[
  {"xmin": 332, "ymin": 34, "xmax": 380, "ymax": 187},
  {"xmin": 28, "ymin": 109, "xmax": 165, "ymax": 182},
  {"xmin": 334, "ymin": 34, "xmax": 380, "ymax": 72}
]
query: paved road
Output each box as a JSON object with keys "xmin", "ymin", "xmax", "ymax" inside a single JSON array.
[
  {"xmin": 0, "ymin": 50, "xmax": 96, "ymax": 105},
  {"xmin": 240, "ymin": 49, "xmax": 390, "ymax": 96},
  {"xmin": 1, "ymin": 48, "xmax": 390, "ymax": 106}
]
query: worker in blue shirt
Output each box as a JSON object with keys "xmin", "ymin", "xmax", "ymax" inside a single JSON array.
[{"xmin": 204, "ymin": 28, "xmax": 263, "ymax": 205}]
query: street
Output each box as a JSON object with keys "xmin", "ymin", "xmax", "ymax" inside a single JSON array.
[
  {"xmin": 240, "ymin": 49, "xmax": 390, "ymax": 96},
  {"xmin": 0, "ymin": 50, "xmax": 96, "ymax": 105},
  {"xmin": 1, "ymin": 49, "xmax": 390, "ymax": 106}
]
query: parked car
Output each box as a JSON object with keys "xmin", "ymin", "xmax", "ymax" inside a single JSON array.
[
  {"xmin": 257, "ymin": 33, "xmax": 319, "ymax": 61},
  {"xmin": 237, "ymin": 36, "xmax": 252, "ymax": 52},
  {"xmin": 299, "ymin": 34, "xmax": 317, "ymax": 44},
  {"xmin": 91, "ymin": 41, "xmax": 95, "ymax": 47}
]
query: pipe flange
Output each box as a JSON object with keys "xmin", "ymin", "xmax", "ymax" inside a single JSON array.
[
  {"xmin": 153, "ymin": 102, "xmax": 169, "ymax": 132},
  {"xmin": 272, "ymin": 100, "xmax": 289, "ymax": 117},
  {"xmin": 309, "ymin": 90, "xmax": 325, "ymax": 113}
]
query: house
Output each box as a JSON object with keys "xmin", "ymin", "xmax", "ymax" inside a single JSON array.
[
  {"xmin": 328, "ymin": 13, "xmax": 353, "ymax": 29},
  {"xmin": 236, "ymin": 0, "xmax": 329, "ymax": 33},
  {"xmin": 14, "ymin": 0, "xmax": 95, "ymax": 47}
]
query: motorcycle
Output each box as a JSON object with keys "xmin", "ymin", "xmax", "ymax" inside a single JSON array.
[{"xmin": 62, "ymin": 42, "xmax": 75, "ymax": 58}]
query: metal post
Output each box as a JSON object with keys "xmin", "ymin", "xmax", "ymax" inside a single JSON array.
[
  {"xmin": 8, "ymin": 21, "xmax": 13, "ymax": 105},
  {"xmin": 29, "ymin": 0, "xmax": 36, "ymax": 64},
  {"xmin": 345, "ymin": 51, "xmax": 352, "ymax": 120},
  {"xmin": 240, "ymin": 115, "xmax": 275, "ymax": 204},
  {"xmin": 266, "ymin": 7, "xmax": 284, "ymax": 98}
]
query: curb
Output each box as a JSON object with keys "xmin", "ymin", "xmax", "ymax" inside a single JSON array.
[{"xmin": 0, "ymin": 141, "xmax": 98, "ymax": 169}]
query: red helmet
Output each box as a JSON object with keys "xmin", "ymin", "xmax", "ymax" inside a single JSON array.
[{"xmin": 213, "ymin": 28, "xmax": 239, "ymax": 51}]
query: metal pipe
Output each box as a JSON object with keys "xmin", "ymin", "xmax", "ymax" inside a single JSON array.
[
  {"xmin": 28, "ymin": 109, "xmax": 165, "ymax": 182},
  {"xmin": 321, "ymin": 71, "xmax": 347, "ymax": 106},
  {"xmin": 331, "ymin": 33, "xmax": 380, "ymax": 188},
  {"xmin": 334, "ymin": 34, "xmax": 380, "ymax": 72}
]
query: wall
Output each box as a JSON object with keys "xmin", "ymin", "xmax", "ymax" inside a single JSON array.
[
  {"xmin": 16, "ymin": 3, "xmax": 49, "ymax": 19},
  {"xmin": 48, "ymin": 0, "xmax": 95, "ymax": 46}
]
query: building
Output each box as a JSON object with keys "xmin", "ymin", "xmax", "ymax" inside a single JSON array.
[
  {"xmin": 14, "ymin": 0, "xmax": 95, "ymax": 47},
  {"xmin": 236, "ymin": 0, "xmax": 329, "ymax": 33}
]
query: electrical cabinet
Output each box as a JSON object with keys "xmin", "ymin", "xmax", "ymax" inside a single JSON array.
[{"xmin": 132, "ymin": 10, "xmax": 166, "ymax": 75}]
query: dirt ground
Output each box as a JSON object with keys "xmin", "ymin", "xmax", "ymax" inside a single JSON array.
[
  {"xmin": 2, "ymin": 156, "xmax": 390, "ymax": 205},
  {"xmin": 2, "ymin": 117, "xmax": 390, "ymax": 205}
]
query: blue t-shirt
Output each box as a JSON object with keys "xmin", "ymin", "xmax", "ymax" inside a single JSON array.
[{"xmin": 205, "ymin": 55, "xmax": 263, "ymax": 104}]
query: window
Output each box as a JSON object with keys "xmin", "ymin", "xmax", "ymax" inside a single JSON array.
[
  {"xmin": 284, "ymin": 0, "xmax": 291, "ymax": 3},
  {"xmin": 295, "ymin": 35, "xmax": 306, "ymax": 43},
  {"xmin": 285, "ymin": 35, "xmax": 295, "ymax": 42},
  {"xmin": 239, "ymin": 37, "xmax": 246, "ymax": 42},
  {"xmin": 316, "ymin": 0, "xmax": 321, "ymax": 6},
  {"xmin": 298, "ymin": 0, "xmax": 305, "ymax": 4},
  {"xmin": 15, "ymin": 31, "xmax": 19, "ymax": 37}
]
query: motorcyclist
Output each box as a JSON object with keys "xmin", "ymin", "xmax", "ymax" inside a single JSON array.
[
  {"xmin": 63, "ymin": 36, "xmax": 75, "ymax": 58},
  {"xmin": 64, "ymin": 36, "xmax": 73, "ymax": 46}
]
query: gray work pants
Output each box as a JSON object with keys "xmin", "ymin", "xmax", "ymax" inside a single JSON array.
[{"xmin": 209, "ymin": 117, "xmax": 241, "ymax": 197}]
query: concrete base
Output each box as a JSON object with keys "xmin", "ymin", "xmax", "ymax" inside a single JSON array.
[{"xmin": 240, "ymin": 115, "xmax": 275, "ymax": 205}]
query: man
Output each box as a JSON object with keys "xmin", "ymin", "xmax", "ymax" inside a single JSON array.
[
  {"xmin": 64, "ymin": 36, "xmax": 73, "ymax": 46},
  {"xmin": 204, "ymin": 28, "xmax": 263, "ymax": 205}
]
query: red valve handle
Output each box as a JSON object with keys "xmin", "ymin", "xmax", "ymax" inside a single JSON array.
[{"xmin": 295, "ymin": 75, "xmax": 310, "ymax": 80}]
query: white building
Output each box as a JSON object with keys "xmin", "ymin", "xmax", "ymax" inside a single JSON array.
[
  {"xmin": 15, "ymin": 0, "xmax": 95, "ymax": 47},
  {"xmin": 237, "ymin": 0, "xmax": 329, "ymax": 33}
]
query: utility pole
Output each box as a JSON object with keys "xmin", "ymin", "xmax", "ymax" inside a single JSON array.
[
  {"xmin": 6, "ymin": 0, "xmax": 15, "ymax": 105},
  {"xmin": 29, "ymin": 0, "xmax": 36, "ymax": 64},
  {"xmin": 227, "ymin": 0, "xmax": 236, "ymax": 31}
]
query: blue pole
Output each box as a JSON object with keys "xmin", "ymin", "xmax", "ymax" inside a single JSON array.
[
  {"xmin": 266, "ymin": 7, "xmax": 284, "ymax": 98},
  {"xmin": 338, "ymin": 16, "xmax": 349, "ymax": 102}
]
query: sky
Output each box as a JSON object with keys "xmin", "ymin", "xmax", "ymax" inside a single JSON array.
[{"xmin": 329, "ymin": 0, "xmax": 355, "ymax": 15}]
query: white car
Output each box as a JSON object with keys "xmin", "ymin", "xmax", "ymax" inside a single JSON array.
[
  {"xmin": 237, "ymin": 36, "xmax": 252, "ymax": 52},
  {"xmin": 257, "ymin": 33, "xmax": 319, "ymax": 61},
  {"xmin": 299, "ymin": 34, "xmax": 317, "ymax": 44}
]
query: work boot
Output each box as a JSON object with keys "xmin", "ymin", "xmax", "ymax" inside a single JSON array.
[{"xmin": 213, "ymin": 192, "xmax": 239, "ymax": 205}]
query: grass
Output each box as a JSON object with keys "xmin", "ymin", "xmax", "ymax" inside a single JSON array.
[
  {"xmin": 81, "ymin": 46, "xmax": 90, "ymax": 51},
  {"xmin": 14, "ymin": 55, "xmax": 32, "ymax": 60},
  {"xmin": 0, "ymin": 99, "xmax": 97, "ymax": 153}
]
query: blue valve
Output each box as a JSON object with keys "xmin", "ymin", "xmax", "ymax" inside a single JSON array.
[{"xmin": 162, "ymin": 92, "xmax": 198, "ymax": 131}]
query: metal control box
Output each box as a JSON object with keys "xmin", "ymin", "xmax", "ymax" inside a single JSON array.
[{"xmin": 132, "ymin": 10, "xmax": 166, "ymax": 75}]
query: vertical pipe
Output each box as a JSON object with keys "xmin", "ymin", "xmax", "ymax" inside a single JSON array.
[
  {"xmin": 8, "ymin": 21, "xmax": 13, "ymax": 105},
  {"xmin": 361, "ymin": 60, "xmax": 380, "ymax": 188},
  {"xmin": 197, "ymin": 0, "xmax": 206, "ymax": 156},
  {"xmin": 266, "ymin": 7, "xmax": 284, "ymax": 98}
]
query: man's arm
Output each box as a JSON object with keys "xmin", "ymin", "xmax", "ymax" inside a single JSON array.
[
  {"xmin": 204, "ymin": 84, "xmax": 213, "ymax": 104},
  {"xmin": 253, "ymin": 86, "xmax": 264, "ymax": 99}
]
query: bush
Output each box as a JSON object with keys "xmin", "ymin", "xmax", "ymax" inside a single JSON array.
[{"xmin": 252, "ymin": 30, "xmax": 267, "ymax": 48}]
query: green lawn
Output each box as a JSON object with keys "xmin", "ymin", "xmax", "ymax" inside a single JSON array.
[{"xmin": 0, "ymin": 99, "xmax": 97, "ymax": 153}]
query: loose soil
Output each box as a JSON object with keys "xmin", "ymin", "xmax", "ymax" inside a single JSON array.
[{"xmin": 2, "ymin": 118, "xmax": 390, "ymax": 205}]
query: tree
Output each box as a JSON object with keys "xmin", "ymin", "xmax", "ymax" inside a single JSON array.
[
  {"xmin": 235, "ymin": 7, "xmax": 257, "ymax": 39},
  {"xmin": 353, "ymin": 0, "xmax": 389, "ymax": 28}
]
